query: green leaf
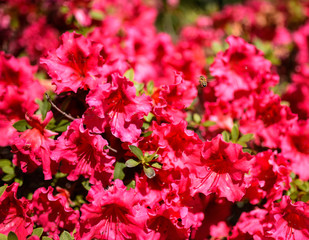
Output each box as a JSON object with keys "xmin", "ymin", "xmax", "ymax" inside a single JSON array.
[
  {"xmin": 146, "ymin": 80, "xmax": 154, "ymax": 95},
  {"xmin": 113, "ymin": 161, "xmax": 126, "ymax": 180},
  {"xmin": 7, "ymin": 232, "xmax": 18, "ymax": 240},
  {"xmin": 231, "ymin": 123, "xmax": 239, "ymax": 142},
  {"xmin": 298, "ymin": 182, "xmax": 309, "ymax": 192},
  {"xmin": 42, "ymin": 237, "xmax": 53, "ymax": 240},
  {"xmin": 32, "ymin": 228, "xmax": 44, "ymax": 237},
  {"xmin": 89, "ymin": 10, "xmax": 104, "ymax": 20},
  {"xmin": 238, "ymin": 133, "xmax": 254, "ymax": 143},
  {"xmin": 301, "ymin": 193, "xmax": 309, "ymax": 202},
  {"xmin": 125, "ymin": 159, "xmax": 140, "ymax": 168},
  {"xmin": 60, "ymin": 231, "xmax": 74, "ymax": 240},
  {"xmin": 151, "ymin": 162, "xmax": 162, "ymax": 169},
  {"xmin": 193, "ymin": 113, "xmax": 201, "ymax": 124},
  {"xmin": 126, "ymin": 180, "xmax": 136, "ymax": 190},
  {"xmin": 222, "ymin": 131, "xmax": 230, "ymax": 142},
  {"xmin": 147, "ymin": 148, "xmax": 160, "ymax": 162},
  {"xmin": 2, "ymin": 166, "xmax": 14, "ymax": 175},
  {"xmin": 0, "ymin": 233, "xmax": 7, "ymax": 240},
  {"xmin": 0, "ymin": 159, "xmax": 12, "ymax": 168},
  {"xmin": 124, "ymin": 68, "xmax": 134, "ymax": 82},
  {"xmin": 142, "ymin": 131, "xmax": 152, "ymax": 137},
  {"xmin": 2, "ymin": 174, "xmax": 15, "ymax": 182},
  {"xmin": 202, "ymin": 120, "xmax": 216, "ymax": 127},
  {"xmin": 13, "ymin": 120, "xmax": 31, "ymax": 132},
  {"xmin": 128, "ymin": 145, "xmax": 143, "ymax": 161},
  {"xmin": 134, "ymin": 82, "xmax": 145, "ymax": 95},
  {"xmin": 0, "ymin": 185, "xmax": 8, "ymax": 197},
  {"xmin": 81, "ymin": 180, "xmax": 91, "ymax": 191},
  {"xmin": 49, "ymin": 119, "xmax": 71, "ymax": 132},
  {"xmin": 143, "ymin": 166, "xmax": 156, "ymax": 179},
  {"xmin": 35, "ymin": 96, "xmax": 51, "ymax": 120},
  {"xmin": 14, "ymin": 178, "xmax": 23, "ymax": 187},
  {"xmin": 142, "ymin": 122, "xmax": 150, "ymax": 130},
  {"xmin": 144, "ymin": 112, "xmax": 154, "ymax": 122}
]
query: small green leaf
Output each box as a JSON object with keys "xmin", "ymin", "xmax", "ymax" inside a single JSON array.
[
  {"xmin": 14, "ymin": 178, "xmax": 23, "ymax": 187},
  {"xmin": 89, "ymin": 10, "xmax": 104, "ymax": 20},
  {"xmin": 147, "ymin": 148, "xmax": 160, "ymax": 162},
  {"xmin": 142, "ymin": 122, "xmax": 150, "ymax": 129},
  {"xmin": 0, "ymin": 185, "xmax": 8, "ymax": 197},
  {"xmin": 126, "ymin": 180, "xmax": 136, "ymax": 190},
  {"xmin": 237, "ymin": 141, "xmax": 247, "ymax": 147},
  {"xmin": 2, "ymin": 166, "xmax": 14, "ymax": 175},
  {"xmin": 2, "ymin": 174, "xmax": 15, "ymax": 182},
  {"xmin": 0, "ymin": 159, "xmax": 12, "ymax": 168},
  {"xmin": 32, "ymin": 228, "xmax": 44, "ymax": 237},
  {"xmin": 113, "ymin": 161, "xmax": 126, "ymax": 180},
  {"xmin": 7, "ymin": 232, "xmax": 18, "ymax": 240},
  {"xmin": 60, "ymin": 231, "xmax": 74, "ymax": 240},
  {"xmin": 128, "ymin": 145, "xmax": 143, "ymax": 161},
  {"xmin": 0, "ymin": 233, "xmax": 7, "ymax": 240},
  {"xmin": 42, "ymin": 237, "xmax": 53, "ymax": 240},
  {"xmin": 193, "ymin": 113, "xmax": 201, "ymax": 124},
  {"xmin": 151, "ymin": 162, "xmax": 162, "ymax": 169},
  {"xmin": 301, "ymin": 193, "xmax": 309, "ymax": 202},
  {"xmin": 222, "ymin": 131, "xmax": 230, "ymax": 142},
  {"xmin": 13, "ymin": 120, "xmax": 31, "ymax": 132},
  {"xmin": 134, "ymin": 82, "xmax": 145, "ymax": 95},
  {"xmin": 50, "ymin": 119, "xmax": 71, "ymax": 132},
  {"xmin": 142, "ymin": 131, "xmax": 152, "ymax": 137},
  {"xmin": 242, "ymin": 148, "xmax": 253, "ymax": 154},
  {"xmin": 81, "ymin": 180, "xmax": 91, "ymax": 191},
  {"xmin": 35, "ymin": 96, "xmax": 51, "ymax": 120},
  {"xmin": 125, "ymin": 159, "xmax": 140, "ymax": 168},
  {"xmin": 238, "ymin": 133, "xmax": 254, "ymax": 143},
  {"xmin": 202, "ymin": 120, "xmax": 216, "ymax": 127},
  {"xmin": 231, "ymin": 123, "xmax": 239, "ymax": 142},
  {"xmin": 124, "ymin": 68, "xmax": 135, "ymax": 82},
  {"xmin": 146, "ymin": 80, "xmax": 154, "ymax": 95},
  {"xmin": 144, "ymin": 112, "xmax": 154, "ymax": 122},
  {"xmin": 143, "ymin": 166, "xmax": 156, "ymax": 179},
  {"xmin": 298, "ymin": 182, "xmax": 309, "ymax": 192}
]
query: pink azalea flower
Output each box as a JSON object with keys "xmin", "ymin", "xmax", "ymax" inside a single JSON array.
[
  {"xmin": 146, "ymin": 204, "xmax": 191, "ymax": 240},
  {"xmin": 191, "ymin": 134, "xmax": 254, "ymax": 202},
  {"xmin": 152, "ymin": 72, "xmax": 197, "ymax": 124},
  {"xmin": 268, "ymin": 195, "xmax": 309, "ymax": 239},
  {"xmin": 294, "ymin": 21, "xmax": 309, "ymax": 64},
  {"xmin": 280, "ymin": 120, "xmax": 309, "ymax": 180},
  {"xmin": 78, "ymin": 180, "xmax": 148, "ymax": 240},
  {"xmin": 12, "ymin": 111, "xmax": 58, "ymax": 180},
  {"xmin": 0, "ymin": 183, "xmax": 33, "ymax": 239},
  {"xmin": 51, "ymin": 119, "xmax": 114, "ymax": 184},
  {"xmin": 210, "ymin": 36, "xmax": 278, "ymax": 101},
  {"xmin": 31, "ymin": 186, "xmax": 80, "ymax": 239},
  {"xmin": 41, "ymin": 32, "xmax": 107, "ymax": 93},
  {"xmin": 84, "ymin": 73, "xmax": 152, "ymax": 142},
  {"xmin": 0, "ymin": 52, "xmax": 44, "ymax": 146}
]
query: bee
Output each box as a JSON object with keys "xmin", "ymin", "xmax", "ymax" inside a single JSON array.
[{"xmin": 199, "ymin": 76, "xmax": 208, "ymax": 87}]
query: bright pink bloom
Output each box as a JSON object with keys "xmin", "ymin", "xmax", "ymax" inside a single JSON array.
[
  {"xmin": 85, "ymin": 73, "xmax": 152, "ymax": 142},
  {"xmin": 268, "ymin": 195, "xmax": 309, "ymax": 239},
  {"xmin": 191, "ymin": 134, "xmax": 253, "ymax": 202},
  {"xmin": 12, "ymin": 111, "xmax": 57, "ymax": 180},
  {"xmin": 51, "ymin": 119, "xmax": 114, "ymax": 185},
  {"xmin": 41, "ymin": 32, "xmax": 111, "ymax": 93},
  {"xmin": 31, "ymin": 186, "xmax": 80, "ymax": 239},
  {"xmin": 146, "ymin": 204, "xmax": 191, "ymax": 240},
  {"xmin": 294, "ymin": 21, "xmax": 309, "ymax": 64},
  {"xmin": 210, "ymin": 36, "xmax": 278, "ymax": 101},
  {"xmin": 0, "ymin": 183, "xmax": 33, "ymax": 239},
  {"xmin": 280, "ymin": 120, "xmax": 309, "ymax": 180},
  {"xmin": 152, "ymin": 72, "xmax": 197, "ymax": 124},
  {"xmin": 0, "ymin": 52, "xmax": 44, "ymax": 146},
  {"xmin": 78, "ymin": 180, "xmax": 148, "ymax": 240}
]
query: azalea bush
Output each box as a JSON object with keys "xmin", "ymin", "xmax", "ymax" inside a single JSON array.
[{"xmin": 0, "ymin": 0, "xmax": 309, "ymax": 239}]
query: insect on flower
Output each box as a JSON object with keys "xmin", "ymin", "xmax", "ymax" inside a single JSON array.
[{"xmin": 198, "ymin": 75, "xmax": 214, "ymax": 88}]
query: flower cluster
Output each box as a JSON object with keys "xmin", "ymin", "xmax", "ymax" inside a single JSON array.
[{"xmin": 0, "ymin": 0, "xmax": 309, "ymax": 239}]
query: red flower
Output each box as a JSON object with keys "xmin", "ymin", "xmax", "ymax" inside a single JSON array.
[
  {"xmin": 0, "ymin": 183, "xmax": 33, "ymax": 239},
  {"xmin": 191, "ymin": 134, "xmax": 253, "ymax": 202},
  {"xmin": 78, "ymin": 180, "xmax": 148, "ymax": 240},
  {"xmin": 85, "ymin": 73, "xmax": 152, "ymax": 142},
  {"xmin": 210, "ymin": 36, "xmax": 278, "ymax": 101},
  {"xmin": 12, "ymin": 111, "xmax": 57, "ymax": 180},
  {"xmin": 41, "ymin": 32, "xmax": 107, "ymax": 93},
  {"xmin": 268, "ymin": 195, "xmax": 309, "ymax": 239},
  {"xmin": 51, "ymin": 119, "xmax": 114, "ymax": 185},
  {"xmin": 31, "ymin": 186, "xmax": 80, "ymax": 239}
]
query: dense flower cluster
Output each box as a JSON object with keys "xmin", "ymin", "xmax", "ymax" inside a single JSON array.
[{"xmin": 0, "ymin": 0, "xmax": 309, "ymax": 239}]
